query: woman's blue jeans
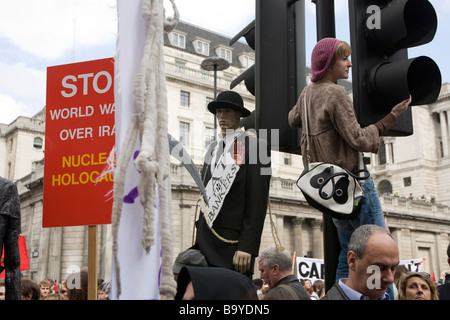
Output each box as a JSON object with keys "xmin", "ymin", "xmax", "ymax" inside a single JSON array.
[{"xmin": 332, "ymin": 177, "xmax": 394, "ymax": 298}]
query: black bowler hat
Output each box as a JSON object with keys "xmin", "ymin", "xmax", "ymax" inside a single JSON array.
[{"xmin": 207, "ymin": 91, "xmax": 251, "ymax": 118}]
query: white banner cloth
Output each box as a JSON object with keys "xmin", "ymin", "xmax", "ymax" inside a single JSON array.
[{"xmin": 110, "ymin": 0, "xmax": 162, "ymax": 300}]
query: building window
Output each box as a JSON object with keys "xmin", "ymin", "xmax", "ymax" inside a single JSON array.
[
  {"xmin": 218, "ymin": 47, "xmax": 232, "ymax": 62},
  {"xmin": 379, "ymin": 140, "xmax": 387, "ymax": 165},
  {"xmin": 378, "ymin": 180, "xmax": 393, "ymax": 195},
  {"xmin": 175, "ymin": 60, "xmax": 186, "ymax": 74},
  {"xmin": 403, "ymin": 177, "xmax": 412, "ymax": 187},
  {"xmin": 33, "ymin": 137, "xmax": 43, "ymax": 150},
  {"xmin": 241, "ymin": 55, "xmax": 255, "ymax": 68},
  {"xmin": 171, "ymin": 32, "xmax": 186, "ymax": 49},
  {"xmin": 284, "ymin": 153, "xmax": 292, "ymax": 165},
  {"xmin": 205, "ymin": 127, "xmax": 215, "ymax": 148},
  {"xmin": 179, "ymin": 122, "xmax": 190, "ymax": 147},
  {"xmin": 180, "ymin": 91, "xmax": 190, "ymax": 107},
  {"xmin": 378, "ymin": 139, "xmax": 394, "ymax": 165},
  {"xmin": 195, "ymin": 40, "xmax": 209, "ymax": 56}
]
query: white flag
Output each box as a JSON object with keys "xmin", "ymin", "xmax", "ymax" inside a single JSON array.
[{"xmin": 111, "ymin": 0, "xmax": 176, "ymax": 300}]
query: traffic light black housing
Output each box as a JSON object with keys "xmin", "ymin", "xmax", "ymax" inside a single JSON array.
[
  {"xmin": 230, "ymin": 21, "xmax": 255, "ymax": 96},
  {"xmin": 349, "ymin": 0, "xmax": 442, "ymax": 136},
  {"xmin": 230, "ymin": 0, "xmax": 305, "ymax": 154}
]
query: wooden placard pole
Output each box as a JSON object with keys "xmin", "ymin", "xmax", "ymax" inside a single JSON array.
[
  {"xmin": 292, "ymin": 251, "xmax": 296, "ymax": 274},
  {"xmin": 88, "ymin": 225, "xmax": 98, "ymax": 300}
]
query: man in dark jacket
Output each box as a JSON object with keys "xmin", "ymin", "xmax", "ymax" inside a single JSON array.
[
  {"xmin": 0, "ymin": 176, "xmax": 21, "ymax": 300},
  {"xmin": 322, "ymin": 224, "xmax": 399, "ymax": 300},
  {"xmin": 193, "ymin": 91, "xmax": 271, "ymax": 277},
  {"xmin": 258, "ymin": 246, "xmax": 311, "ymax": 300},
  {"xmin": 438, "ymin": 242, "xmax": 450, "ymax": 300}
]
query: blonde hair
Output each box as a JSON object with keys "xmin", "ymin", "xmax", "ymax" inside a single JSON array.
[
  {"xmin": 397, "ymin": 272, "xmax": 439, "ymax": 300},
  {"xmin": 329, "ymin": 41, "xmax": 351, "ymax": 69}
]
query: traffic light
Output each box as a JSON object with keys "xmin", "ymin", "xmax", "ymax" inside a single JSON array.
[
  {"xmin": 230, "ymin": 20, "xmax": 255, "ymax": 96},
  {"xmin": 230, "ymin": 0, "xmax": 306, "ymax": 154},
  {"xmin": 349, "ymin": 0, "xmax": 442, "ymax": 136}
]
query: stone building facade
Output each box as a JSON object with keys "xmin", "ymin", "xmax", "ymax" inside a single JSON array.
[
  {"xmin": 0, "ymin": 109, "xmax": 45, "ymax": 181},
  {"xmin": 2, "ymin": 21, "xmax": 449, "ymax": 284},
  {"xmin": 15, "ymin": 160, "xmax": 112, "ymax": 282}
]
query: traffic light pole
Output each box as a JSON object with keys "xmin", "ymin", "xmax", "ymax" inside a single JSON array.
[
  {"xmin": 292, "ymin": 0, "xmax": 307, "ymax": 103},
  {"xmin": 201, "ymin": 57, "xmax": 230, "ymax": 139},
  {"xmin": 311, "ymin": 0, "xmax": 341, "ymax": 293},
  {"xmin": 312, "ymin": 0, "xmax": 336, "ymax": 40}
]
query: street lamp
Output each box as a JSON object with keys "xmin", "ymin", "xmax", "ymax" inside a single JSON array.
[{"xmin": 201, "ymin": 57, "xmax": 230, "ymax": 138}]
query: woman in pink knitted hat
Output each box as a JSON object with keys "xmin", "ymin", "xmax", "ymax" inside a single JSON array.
[{"xmin": 288, "ymin": 38, "xmax": 411, "ymax": 290}]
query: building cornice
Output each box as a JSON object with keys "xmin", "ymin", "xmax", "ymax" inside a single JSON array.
[{"xmin": 1, "ymin": 125, "xmax": 45, "ymax": 137}]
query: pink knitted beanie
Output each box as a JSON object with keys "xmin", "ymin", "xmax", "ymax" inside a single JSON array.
[{"xmin": 311, "ymin": 38, "xmax": 340, "ymax": 82}]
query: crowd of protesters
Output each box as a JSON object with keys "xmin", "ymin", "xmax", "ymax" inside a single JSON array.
[
  {"xmin": 173, "ymin": 225, "xmax": 450, "ymax": 301},
  {"xmin": 0, "ymin": 228, "xmax": 448, "ymax": 300},
  {"xmin": 0, "ymin": 272, "xmax": 110, "ymax": 300}
]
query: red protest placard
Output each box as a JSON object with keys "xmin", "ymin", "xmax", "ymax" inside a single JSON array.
[
  {"xmin": 43, "ymin": 58, "xmax": 115, "ymax": 228},
  {"xmin": 0, "ymin": 235, "xmax": 30, "ymax": 278}
]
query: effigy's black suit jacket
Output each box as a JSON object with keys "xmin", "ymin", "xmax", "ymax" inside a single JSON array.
[{"xmin": 194, "ymin": 132, "xmax": 271, "ymax": 274}]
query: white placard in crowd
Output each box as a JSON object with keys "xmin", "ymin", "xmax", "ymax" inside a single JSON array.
[{"xmin": 296, "ymin": 257, "xmax": 424, "ymax": 283}]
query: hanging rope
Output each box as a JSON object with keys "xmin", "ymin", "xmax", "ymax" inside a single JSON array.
[
  {"xmin": 111, "ymin": 0, "xmax": 179, "ymax": 299},
  {"xmin": 267, "ymin": 199, "xmax": 285, "ymax": 253}
]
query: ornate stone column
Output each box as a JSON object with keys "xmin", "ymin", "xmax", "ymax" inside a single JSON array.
[
  {"xmin": 439, "ymin": 111, "xmax": 449, "ymax": 157},
  {"xmin": 447, "ymin": 111, "xmax": 450, "ymax": 148},
  {"xmin": 47, "ymin": 227, "xmax": 63, "ymax": 282},
  {"xmin": 311, "ymin": 219, "xmax": 323, "ymax": 259},
  {"xmin": 292, "ymin": 218, "xmax": 305, "ymax": 257}
]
